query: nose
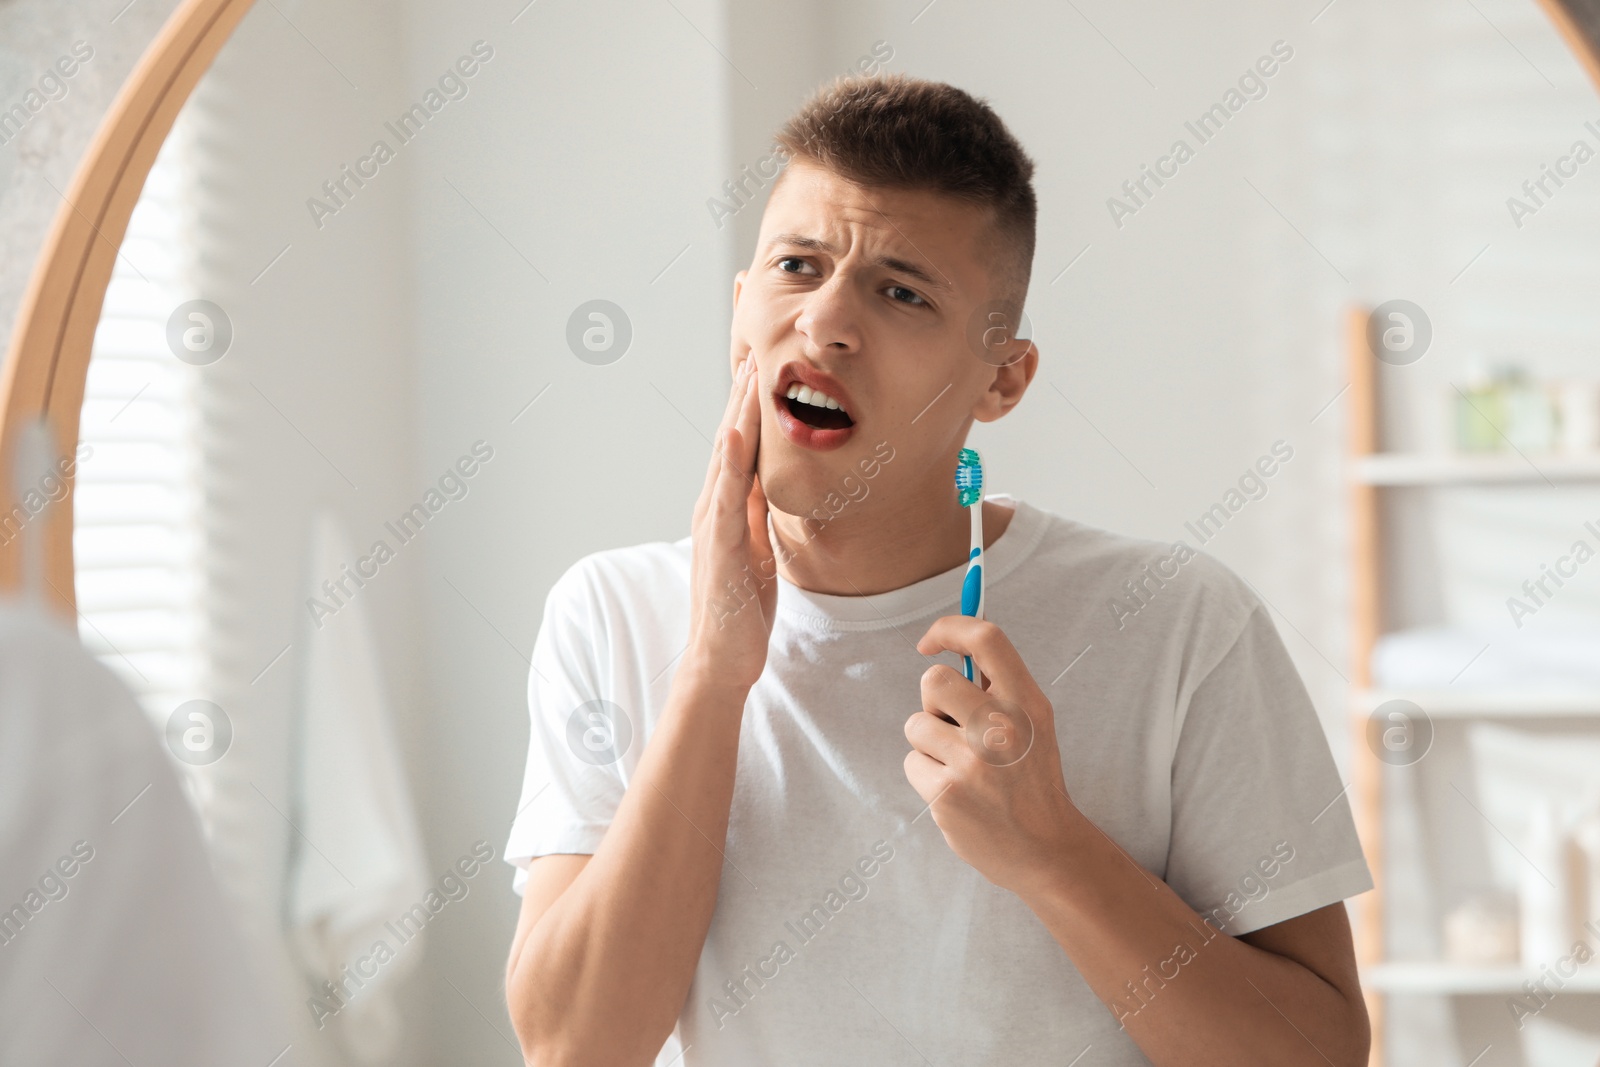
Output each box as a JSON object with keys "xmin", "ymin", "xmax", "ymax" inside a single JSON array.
[{"xmin": 794, "ymin": 273, "xmax": 863, "ymax": 356}]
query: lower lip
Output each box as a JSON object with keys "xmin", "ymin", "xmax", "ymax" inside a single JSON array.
[{"xmin": 773, "ymin": 395, "xmax": 856, "ymax": 451}]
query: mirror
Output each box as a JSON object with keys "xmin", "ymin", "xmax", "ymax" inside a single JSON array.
[{"xmin": 6, "ymin": 1, "xmax": 1600, "ymax": 1065}]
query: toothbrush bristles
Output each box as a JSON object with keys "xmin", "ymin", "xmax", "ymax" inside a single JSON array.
[{"xmin": 955, "ymin": 447, "xmax": 983, "ymax": 507}]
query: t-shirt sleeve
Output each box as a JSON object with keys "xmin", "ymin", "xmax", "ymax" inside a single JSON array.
[
  {"xmin": 1162, "ymin": 603, "xmax": 1374, "ymax": 936},
  {"xmin": 503, "ymin": 561, "xmax": 627, "ymax": 897}
]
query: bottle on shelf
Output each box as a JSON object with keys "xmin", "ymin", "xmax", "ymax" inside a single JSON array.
[
  {"xmin": 1502, "ymin": 370, "xmax": 1556, "ymax": 452},
  {"xmin": 1453, "ymin": 354, "xmax": 1504, "ymax": 453},
  {"xmin": 1443, "ymin": 889, "xmax": 1519, "ymax": 965},
  {"xmin": 1449, "ymin": 357, "xmax": 1598, "ymax": 456},
  {"xmin": 1556, "ymin": 379, "xmax": 1600, "ymax": 454},
  {"xmin": 1574, "ymin": 790, "xmax": 1600, "ymax": 951},
  {"xmin": 1521, "ymin": 797, "xmax": 1576, "ymax": 966}
]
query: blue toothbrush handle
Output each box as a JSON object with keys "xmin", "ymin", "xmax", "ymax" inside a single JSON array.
[{"xmin": 960, "ymin": 552, "xmax": 982, "ymax": 683}]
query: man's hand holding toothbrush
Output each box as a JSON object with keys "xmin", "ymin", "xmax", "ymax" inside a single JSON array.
[
  {"xmin": 903, "ymin": 617, "xmax": 1079, "ymax": 898},
  {"xmin": 904, "ymin": 606, "xmax": 1366, "ymax": 1066}
]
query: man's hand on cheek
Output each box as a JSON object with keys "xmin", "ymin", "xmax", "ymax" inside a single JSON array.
[{"xmin": 902, "ymin": 615, "xmax": 1080, "ymax": 896}]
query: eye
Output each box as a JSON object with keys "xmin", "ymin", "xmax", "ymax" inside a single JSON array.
[
  {"xmin": 776, "ymin": 256, "xmax": 816, "ymax": 276},
  {"xmin": 886, "ymin": 285, "xmax": 926, "ymax": 307}
]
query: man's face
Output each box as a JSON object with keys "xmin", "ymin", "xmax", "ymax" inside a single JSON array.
[{"xmin": 730, "ymin": 160, "xmax": 1033, "ymax": 521}]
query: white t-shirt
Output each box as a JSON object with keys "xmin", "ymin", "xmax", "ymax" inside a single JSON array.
[{"xmin": 505, "ymin": 493, "xmax": 1372, "ymax": 1065}]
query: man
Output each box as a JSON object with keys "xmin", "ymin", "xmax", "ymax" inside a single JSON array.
[{"xmin": 503, "ymin": 72, "xmax": 1372, "ymax": 1066}]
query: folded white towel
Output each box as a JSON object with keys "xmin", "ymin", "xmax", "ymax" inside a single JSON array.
[
  {"xmin": 1371, "ymin": 624, "xmax": 1600, "ymax": 691},
  {"xmin": 287, "ymin": 509, "xmax": 430, "ymax": 1064}
]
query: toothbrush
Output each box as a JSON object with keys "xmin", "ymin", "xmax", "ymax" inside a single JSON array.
[{"xmin": 955, "ymin": 447, "xmax": 984, "ymax": 689}]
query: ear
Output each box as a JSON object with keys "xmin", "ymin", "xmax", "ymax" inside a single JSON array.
[
  {"xmin": 732, "ymin": 269, "xmax": 747, "ymax": 310},
  {"xmin": 973, "ymin": 341, "xmax": 1039, "ymax": 423}
]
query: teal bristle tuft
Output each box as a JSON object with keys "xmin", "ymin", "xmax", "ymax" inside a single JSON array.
[{"xmin": 955, "ymin": 447, "xmax": 983, "ymax": 507}]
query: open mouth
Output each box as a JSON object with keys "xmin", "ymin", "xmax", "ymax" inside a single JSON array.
[{"xmin": 781, "ymin": 383, "xmax": 855, "ymax": 430}]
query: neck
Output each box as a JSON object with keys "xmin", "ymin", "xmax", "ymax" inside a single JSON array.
[{"xmin": 770, "ymin": 492, "xmax": 1014, "ymax": 597}]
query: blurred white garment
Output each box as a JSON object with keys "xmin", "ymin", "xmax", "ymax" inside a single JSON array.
[
  {"xmin": 286, "ymin": 509, "xmax": 429, "ymax": 1065},
  {"xmin": 0, "ymin": 596, "xmax": 292, "ymax": 1067}
]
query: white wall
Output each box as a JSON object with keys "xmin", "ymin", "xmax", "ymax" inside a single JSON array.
[
  {"xmin": 395, "ymin": 0, "xmax": 736, "ymax": 1061},
  {"xmin": 182, "ymin": 3, "xmax": 427, "ymax": 1064}
]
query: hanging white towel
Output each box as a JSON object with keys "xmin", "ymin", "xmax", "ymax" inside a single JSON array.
[
  {"xmin": 0, "ymin": 596, "xmax": 291, "ymax": 1066},
  {"xmin": 287, "ymin": 509, "xmax": 430, "ymax": 1065}
]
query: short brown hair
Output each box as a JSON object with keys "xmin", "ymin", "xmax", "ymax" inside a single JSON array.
[{"xmin": 772, "ymin": 72, "xmax": 1037, "ymax": 326}]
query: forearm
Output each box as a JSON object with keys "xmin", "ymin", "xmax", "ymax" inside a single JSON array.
[
  {"xmin": 1016, "ymin": 806, "xmax": 1366, "ymax": 1067},
  {"xmin": 508, "ymin": 670, "xmax": 747, "ymax": 1066}
]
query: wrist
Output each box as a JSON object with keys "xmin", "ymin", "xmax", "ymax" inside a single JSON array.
[
  {"xmin": 674, "ymin": 653, "xmax": 752, "ymax": 703},
  {"xmin": 1013, "ymin": 801, "xmax": 1101, "ymax": 909}
]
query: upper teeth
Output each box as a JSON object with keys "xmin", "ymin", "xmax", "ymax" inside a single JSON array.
[{"xmin": 785, "ymin": 383, "xmax": 844, "ymax": 411}]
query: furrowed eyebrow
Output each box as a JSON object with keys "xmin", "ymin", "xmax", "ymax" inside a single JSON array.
[{"xmin": 769, "ymin": 232, "xmax": 948, "ymax": 292}]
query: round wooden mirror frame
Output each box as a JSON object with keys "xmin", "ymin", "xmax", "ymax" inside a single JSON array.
[{"xmin": 0, "ymin": 0, "xmax": 256, "ymax": 615}]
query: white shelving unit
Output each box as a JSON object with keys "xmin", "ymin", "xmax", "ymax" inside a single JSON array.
[
  {"xmin": 1355, "ymin": 453, "xmax": 1600, "ymax": 486},
  {"xmin": 1353, "ymin": 689, "xmax": 1600, "ymax": 720},
  {"xmin": 1343, "ymin": 307, "xmax": 1600, "ymax": 1066}
]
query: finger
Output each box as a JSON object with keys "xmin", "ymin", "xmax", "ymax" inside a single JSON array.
[
  {"xmin": 730, "ymin": 364, "xmax": 759, "ymax": 474},
  {"xmin": 736, "ymin": 374, "xmax": 777, "ymax": 599},
  {"xmin": 920, "ymin": 662, "xmax": 991, "ymax": 730},
  {"xmin": 721, "ymin": 352, "xmax": 755, "ymax": 436},
  {"xmin": 747, "ymin": 471, "xmax": 775, "ymax": 576},
  {"xmin": 917, "ymin": 616, "xmax": 1041, "ymax": 705},
  {"xmin": 737, "ymin": 364, "xmax": 764, "ymax": 513},
  {"xmin": 711, "ymin": 422, "xmax": 757, "ymax": 548},
  {"xmin": 696, "ymin": 356, "xmax": 755, "ymax": 525},
  {"xmin": 903, "ymin": 710, "xmax": 965, "ymax": 766},
  {"xmin": 902, "ymin": 748, "xmax": 949, "ymax": 807},
  {"xmin": 735, "ymin": 356, "xmax": 762, "ymax": 468}
]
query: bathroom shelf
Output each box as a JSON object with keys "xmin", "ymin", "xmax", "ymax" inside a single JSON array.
[
  {"xmin": 1352, "ymin": 688, "xmax": 1600, "ymax": 719},
  {"xmin": 1353, "ymin": 452, "xmax": 1600, "ymax": 485},
  {"xmin": 1361, "ymin": 962, "xmax": 1600, "ymax": 995},
  {"xmin": 1341, "ymin": 306, "xmax": 1600, "ymax": 1067}
]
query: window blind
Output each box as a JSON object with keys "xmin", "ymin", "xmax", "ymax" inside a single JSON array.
[{"xmin": 74, "ymin": 113, "xmax": 211, "ymax": 808}]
